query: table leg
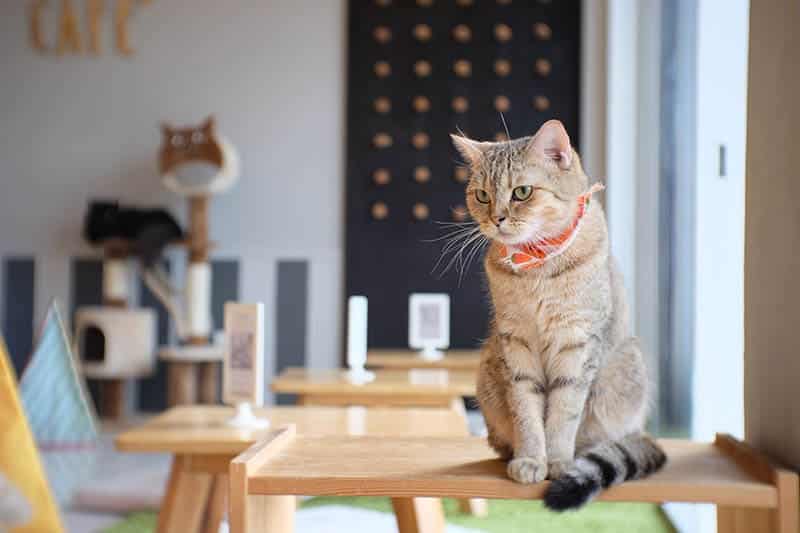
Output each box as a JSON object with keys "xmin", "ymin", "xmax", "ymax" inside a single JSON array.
[
  {"xmin": 204, "ymin": 474, "xmax": 228, "ymax": 533},
  {"xmin": 157, "ymin": 455, "xmax": 214, "ymax": 533},
  {"xmin": 241, "ymin": 495, "xmax": 295, "ymax": 533},
  {"xmin": 391, "ymin": 497, "xmax": 445, "ymax": 533},
  {"xmin": 457, "ymin": 498, "xmax": 488, "ymax": 517}
]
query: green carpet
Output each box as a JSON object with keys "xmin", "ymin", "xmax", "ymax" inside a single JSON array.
[{"xmin": 102, "ymin": 497, "xmax": 675, "ymax": 533}]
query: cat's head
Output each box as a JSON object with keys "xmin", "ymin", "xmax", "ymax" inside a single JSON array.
[
  {"xmin": 451, "ymin": 120, "xmax": 589, "ymax": 246},
  {"xmin": 158, "ymin": 116, "xmax": 224, "ymax": 175}
]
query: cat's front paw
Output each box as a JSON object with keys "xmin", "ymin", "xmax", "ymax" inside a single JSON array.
[
  {"xmin": 547, "ymin": 459, "xmax": 573, "ymax": 480},
  {"xmin": 507, "ymin": 457, "xmax": 548, "ymax": 484}
]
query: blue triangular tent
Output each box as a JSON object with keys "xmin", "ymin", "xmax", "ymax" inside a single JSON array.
[{"xmin": 19, "ymin": 302, "xmax": 99, "ymax": 505}]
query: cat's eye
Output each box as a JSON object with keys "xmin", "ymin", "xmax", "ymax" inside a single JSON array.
[
  {"xmin": 191, "ymin": 131, "xmax": 206, "ymax": 143},
  {"xmin": 171, "ymin": 134, "xmax": 186, "ymax": 147},
  {"xmin": 474, "ymin": 189, "xmax": 490, "ymax": 204},
  {"xmin": 512, "ymin": 185, "xmax": 534, "ymax": 201}
]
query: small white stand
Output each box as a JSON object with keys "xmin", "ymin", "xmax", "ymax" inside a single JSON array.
[
  {"xmin": 418, "ymin": 345, "xmax": 445, "ymax": 361},
  {"xmin": 346, "ymin": 295, "xmax": 375, "ymax": 385},
  {"xmin": 226, "ymin": 402, "xmax": 270, "ymax": 429},
  {"xmin": 345, "ymin": 367, "xmax": 375, "ymax": 385}
]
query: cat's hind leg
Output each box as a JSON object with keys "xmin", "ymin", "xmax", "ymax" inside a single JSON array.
[{"xmin": 576, "ymin": 336, "xmax": 649, "ymax": 453}]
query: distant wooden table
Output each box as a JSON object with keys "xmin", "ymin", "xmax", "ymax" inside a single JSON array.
[
  {"xmin": 271, "ymin": 367, "xmax": 477, "ymax": 413},
  {"xmin": 115, "ymin": 405, "xmax": 477, "ymax": 533},
  {"xmin": 231, "ymin": 430, "xmax": 799, "ymax": 533},
  {"xmin": 367, "ymin": 349, "xmax": 481, "ymax": 371}
]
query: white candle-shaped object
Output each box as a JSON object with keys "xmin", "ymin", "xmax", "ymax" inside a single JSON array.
[{"xmin": 347, "ymin": 296, "xmax": 368, "ymax": 372}]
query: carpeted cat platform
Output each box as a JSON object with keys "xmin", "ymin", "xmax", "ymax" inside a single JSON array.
[{"xmin": 102, "ymin": 497, "xmax": 675, "ymax": 533}]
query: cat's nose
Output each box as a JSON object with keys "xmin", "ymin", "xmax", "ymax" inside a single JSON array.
[{"xmin": 494, "ymin": 216, "xmax": 506, "ymax": 227}]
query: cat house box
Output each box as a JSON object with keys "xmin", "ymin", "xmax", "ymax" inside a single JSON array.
[{"xmin": 75, "ymin": 307, "xmax": 156, "ymax": 379}]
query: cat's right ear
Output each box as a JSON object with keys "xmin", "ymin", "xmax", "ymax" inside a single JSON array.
[{"xmin": 451, "ymin": 134, "xmax": 489, "ymax": 165}]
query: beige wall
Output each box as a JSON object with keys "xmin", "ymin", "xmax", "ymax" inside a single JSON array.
[
  {"xmin": 744, "ymin": 0, "xmax": 800, "ymax": 468},
  {"xmin": 0, "ymin": 1, "xmax": 346, "ymax": 383}
]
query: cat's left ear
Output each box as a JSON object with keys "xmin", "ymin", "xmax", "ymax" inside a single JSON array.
[
  {"xmin": 451, "ymin": 134, "xmax": 490, "ymax": 165},
  {"xmin": 202, "ymin": 116, "xmax": 216, "ymax": 135},
  {"xmin": 526, "ymin": 120, "xmax": 572, "ymax": 169},
  {"xmin": 160, "ymin": 122, "xmax": 174, "ymax": 136}
]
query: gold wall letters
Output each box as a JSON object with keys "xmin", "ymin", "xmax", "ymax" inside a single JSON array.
[{"xmin": 29, "ymin": 0, "xmax": 151, "ymax": 56}]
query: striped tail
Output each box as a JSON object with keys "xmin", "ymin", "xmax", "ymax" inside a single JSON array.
[{"xmin": 544, "ymin": 433, "xmax": 666, "ymax": 511}]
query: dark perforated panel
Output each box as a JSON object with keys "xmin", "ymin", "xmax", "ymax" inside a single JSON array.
[{"xmin": 346, "ymin": 0, "xmax": 581, "ymax": 348}]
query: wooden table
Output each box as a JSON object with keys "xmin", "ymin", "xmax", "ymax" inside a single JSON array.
[
  {"xmin": 271, "ymin": 367, "xmax": 476, "ymax": 413},
  {"xmin": 231, "ymin": 429, "xmax": 799, "ymax": 533},
  {"xmin": 367, "ymin": 349, "xmax": 481, "ymax": 371},
  {"xmin": 115, "ymin": 405, "xmax": 474, "ymax": 533}
]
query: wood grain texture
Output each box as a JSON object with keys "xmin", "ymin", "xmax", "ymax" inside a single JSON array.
[
  {"xmin": 245, "ymin": 436, "xmax": 778, "ymax": 507},
  {"xmin": 271, "ymin": 368, "xmax": 475, "ymax": 398},
  {"xmin": 157, "ymin": 456, "xmax": 214, "ymax": 533},
  {"xmin": 744, "ymin": 0, "xmax": 800, "ymax": 473},
  {"xmin": 116, "ymin": 406, "xmax": 469, "ymax": 454},
  {"xmin": 230, "ymin": 426, "xmax": 296, "ymax": 533},
  {"xmin": 367, "ymin": 350, "xmax": 480, "ymax": 371}
]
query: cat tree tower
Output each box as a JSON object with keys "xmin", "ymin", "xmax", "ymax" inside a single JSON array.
[{"xmin": 153, "ymin": 116, "xmax": 240, "ymax": 406}]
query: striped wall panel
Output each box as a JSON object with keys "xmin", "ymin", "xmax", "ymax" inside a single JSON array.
[
  {"xmin": 2, "ymin": 257, "xmax": 35, "ymax": 375},
  {"xmin": 275, "ymin": 260, "xmax": 308, "ymax": 405},
  {"xmin": 70, "ymin": 258, "xmax": 104, "ymax": 407}
]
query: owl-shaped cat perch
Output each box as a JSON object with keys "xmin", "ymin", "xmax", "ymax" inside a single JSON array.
[{"xmin": 147, "ymin": 116, "xmax": 240, "ymax": 406}]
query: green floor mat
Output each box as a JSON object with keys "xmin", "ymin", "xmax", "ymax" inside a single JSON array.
[{"xmin": 103, "ymin": 497, "xmax": 675, "ymax": 533}]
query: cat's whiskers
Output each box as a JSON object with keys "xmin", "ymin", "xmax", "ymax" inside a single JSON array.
[{"xmin": 430, "ymin": 224, "xmax": 481, "ymax": 275}]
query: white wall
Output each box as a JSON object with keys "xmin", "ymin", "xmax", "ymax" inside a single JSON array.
[{"xmin": 0, "ymin": 1, "xmax": 347, "ymax": 386}]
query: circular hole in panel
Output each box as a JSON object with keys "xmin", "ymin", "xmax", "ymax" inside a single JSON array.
[
  {"xmin": 374, "ymin": 61, "xmax": 392, "ymax": 78},
  {"xmin": 414, "ymin": 60, "xmax": 433, "ymax": 78},
  {"xmin": 452, "ymin": 96, "xmax": 469, "ymax": 113},
  {"xmin": 412, "ymin": 202, "xmax": 430, "ymax": 220},
  {"xmin": 414, "ymin": 166, "xmax": 431, "ymax": 183},
  {"xmin": 372, "ymin": 202, "xmax": 389, "ymax": 220},
  {"xmin": 452, "ymin": 24, "xmax": 472, "ymax": 43},
  {"xmin": 494, "ymin": 95, "xmax": 511, "ymax": 112},
  {"xmin": 494, "ymin": 59, "xmax": 512, "ymax": 77},
  {"xmin": 533, "ymin": 95, "xmax": 550, "ymax": 111},
  {"xmin": 453, "ymin": 59, "xmax": 472, "ymax": 78},
  {"xmin": 453, "ymin": 166, "xmax": 470, "ymax": 183},
  {"xmin": 494, "ymin": 23, "xmax": 513, "ymax": 43},
  {"xmin": 374, "ymin": 97, "xmax": 391, "ymax": 114},
  {"xmin": 452, "ymin": 205, "xmax": 469, "ymax": 222},
  {"xmin": 533, "ymin": 22, "xmax": 552, "ymax": 40},
  {"xmin": 412, "ymin": 132, "xmax": 430, "ymax": 150},
  {"xmin": 534, "ymin": 58, "xmax": 552, "ymax": 77},
  {"xmin": 373, "ymin": 133, "xmax": 393, "ymax": 148},
  {"xmin": 412, "ymin": 96, "xmax": 431, "ymax": 113},
  {"xmin": 413, "ymin": 24, "xmax": 433, "ymax": 42},
  {"xmin": 373, "ymin": 168, "xmax": 391, "ymax": 186},
  {"xmin": 373, "ymin": 26, "xmax": 392, "ymax": 44}
]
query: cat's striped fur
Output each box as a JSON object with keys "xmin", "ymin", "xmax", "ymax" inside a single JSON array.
[{"xmin": 452, "ymin": 120, "xmax": 665, "ymax": 511}]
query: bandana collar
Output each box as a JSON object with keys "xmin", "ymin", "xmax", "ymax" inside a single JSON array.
[{"xmin": 499, "ymin": 183, "xmax": 605, "ymax": 273}]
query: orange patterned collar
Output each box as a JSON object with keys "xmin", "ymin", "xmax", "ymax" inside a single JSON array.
[{"xmin": 499, "ymin": 183, "xmax": 605, "ymax": 272}]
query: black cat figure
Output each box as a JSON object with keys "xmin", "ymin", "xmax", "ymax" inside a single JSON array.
[{"xmin": 83, "ymin": 201, "xmax": 184, "ymax": 267}]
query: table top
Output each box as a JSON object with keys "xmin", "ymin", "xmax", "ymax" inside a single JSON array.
[
  {"xmin": 115, "ymin": 405, "xmax": 468, "ymax": 455},
  {"xmin": 270, "ymin": 367, "xmax": 476, "ymax": 397},
  {"xmin": 242, "ymin": 429, "xmax": 780, "ymax": 508},
  {"xmin": 367, "ymin": 349, "xmax": 481, "ymax": 371}
]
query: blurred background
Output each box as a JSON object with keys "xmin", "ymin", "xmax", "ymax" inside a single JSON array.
[{"xmin": 1, "ymin": 0, "xmax": 790, "ymax": 532}]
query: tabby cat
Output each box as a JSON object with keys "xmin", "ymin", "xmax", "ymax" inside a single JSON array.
[{"xmin": 451, "ymin": 120, "xmax": 665, "ymax": 510}]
